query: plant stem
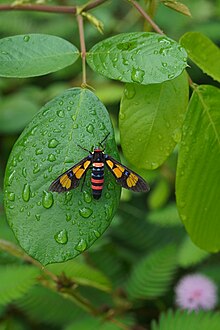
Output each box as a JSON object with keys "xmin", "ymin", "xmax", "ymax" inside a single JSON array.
[
  {"xmin": 0, "ymin": 0, "xmax": 108, "ymax": 14},
  {"xmin": 77, "ymin": 14, "xmax": 87, "ymax": 86},
  {"xmin": 128, "ymin": 0, "xmax": 164, "ymax": 35},
  {"xmin": 0, "ymin": 239, "xmax": 58, "ymax": 282}
]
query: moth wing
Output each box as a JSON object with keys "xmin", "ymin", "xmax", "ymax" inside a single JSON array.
[
  {"xmin": 49, "ymin": 156, "xmax": 91, "ymax": 193},
  {"xmin": 105, "ymin": 155, "xmax": 150, "ymax": 192}
]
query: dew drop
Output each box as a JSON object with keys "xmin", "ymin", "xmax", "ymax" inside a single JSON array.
[
  {"xmin": 73, "ymin": 123, "xmax": 78, "ymax": 129},
  {"xmin": 8, "ymin": 192, "xmax": 15, "ymax": 201},
  {"xmin": 162, "ymin": 62, "xmax": 167, "ymax": 67},
  {"xmin": 105, "ymin": 192, "xmax": 111, "ymax": 199},
  {"xmin": 42, "ymin": 190, "xmax": 54, "ymax": 209},
  {"xmin": 107, "ymin": 182, "xmax": 115, "ymax": 190},
  {"xmin": 35, "ymin": 148, "xmax": 43, "ymax": 155},
  {"xmin": 23, "ymin": 35, "xmax": 30, "ymax": 42},
  {"xmin": 35, "ymin": 214, "xmax": 41, "ymax": 221},
  {"xmin": 71, "ymin": 114, "xmax": 77, "ymax": 121},
  {"xmin": 75, "ymin": 238, "xmax": 87, "ymax": 252},
  {"xmin": 168, "ymin": 73, "xmax": 175, "ymax": 79},
  {"xmin": 93, "ymin": 230, "xmax": 101, "ymax": 238},
  {"xmin": 172, "ymin": 128, "xmax": 182, "ymax": 143},
  {"xmin": 22, "ymin": 167, "xmax": 27, "ymax": 178},
  {"xmin": 65, "ymin": 191, "xmax": 72, "ymax": 202},
  {"xmin": 79, "ymin": 207, "xmax": 93, "ymax": 218},
  {"xmin": 12, "ymin": 157, "xmax": 17, "ymax": 167},
  {"xmin": 131, "ymin": 68, "xmax": 145, "ymax": 83},
  {"xmin": 48, "ymin": 139, "xmax": 59, "ymax": 148},
  {"xmin": 22, "ymin": 183, "xmax": 30, "ymax": 202},
  {"xmin": 33, "ymin": 164, "xmax": 40, "ymax": 174},
  {"xmin": 54, "ymin": 229, "xmax": 68, "ymax": 244},
  {"xmin": 66, "ymin": 213, "xmax": 72, "ymax": 222},
  {"xmin": 83, "ymin": 191, "xmax": 92, "ymax": 203},
  {"xmin": 8, "ymin": 171, "xmax": 15, "ymax": 185},
  {"xmin": 151, "ymin": 162, "xmax": 159, "ymax": 169},
  {"xmin": 124, "ymin": 85, "xmax": 136, "ymax": 99},
  {"xmin": 59, "ymin": 100, "xmax": 64, "ymax": 106},
  {"xmin": 48, "ymin": 154, "xmax": 56, "ymax": 162},
  {"xmin": 119, "ymin": 113, "xmax": 125, "ymax": 120},
  {"xmin": 86, "ymin": 124, "xmax": 94, "ymax": 134},
  {"xmin": 57, "ymin": 110, "xmax": 65, "ymax": 118}
]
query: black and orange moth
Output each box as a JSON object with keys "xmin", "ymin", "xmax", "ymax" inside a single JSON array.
[{"xmin": 49, "ymin": 134, "xmax": 150, "ymax": 199}]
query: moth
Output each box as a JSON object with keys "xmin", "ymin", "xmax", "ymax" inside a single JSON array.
[{"xmin": 49, "ymin": 134, "xmax": 150, "ymax": 199}]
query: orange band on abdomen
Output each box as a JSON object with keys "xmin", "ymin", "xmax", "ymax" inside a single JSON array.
[{"xmin": 93, "ymin": 162, "xmax": 104, "ymax": 167}]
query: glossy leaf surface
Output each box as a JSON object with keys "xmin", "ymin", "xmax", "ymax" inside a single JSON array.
[
  {"xmin": 176, "ymin": 85, "xmax": 220, "ymax": 252},
  {"xmin": 0, "ymin": 34, "xmax": 79, "ymax": 78},
  {"xmin": 180, "ymin": 32, "xmax": 220, "ymax": 82},
  {"xmin": 4, "ymin": 88, "xmax": 120, "ymax": 264},
  {"xmin": 87, "ymin": 32, "xmax": 188, "ymax": 85},
  {"xmin": 119, "ymin": 71, "xmax": 189, "ymax": 169}
]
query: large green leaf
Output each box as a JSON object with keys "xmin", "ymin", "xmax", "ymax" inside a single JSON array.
[
  {"xmin": 151, "ymin": 310, "xmax": 220, "ymax": 330},
  {"xmin": 180, "ymin": 32, "xmax": 220, "ymax": 82},
  {"xmin": 176, "ymin": 85, "xmax": 220, "ymax": 252},
  {"xmin": 87, "ymin": 32, "xmax": 188, "ymax": 85},
  {"xmin": 0, "ymin": 34, "xmax": 79, "ymax": 78},
  {"xmin": 119, "ymin": 71, "xmax": 189, "ymax": 169},
  {"xmin": 4, "ymin": 88, "xmax": 121, "ymax": 265}
]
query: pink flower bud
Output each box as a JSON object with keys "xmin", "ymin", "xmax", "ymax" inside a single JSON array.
[{"xmin": 175, "ymin": 274, "xmax": 217, "ymax": 311}]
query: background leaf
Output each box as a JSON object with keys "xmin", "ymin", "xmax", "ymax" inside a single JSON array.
[
  {"xmin": 151, "ymin": 309, "xmax": 220, "ymax": 330},
  {"xmin": 177, "ymin": 236, "xmax": 209, "ymax": 268},
  {"xmin": 180, "ymin": 32, "xmax": 220, "ymax": 82},
  {"xmin": 16, "ymin": 285, "xmax": 85, "ymax": 327},
  {"xmin": 125, "ymin": 245, "xmax": 177, "ymax": 300},
  {"xmin": 0, "ymin": 34, "xmax": 79, "ymax": 78},
  {"xmin": 176, "ymin": 85, "xmax": 220, "ymax": 252},
  {"xmin": 119, "ymin": 71, "xmax": 189, "ymax": 169},
  {"xmin": 0, "ymin": 265, "xmax": 38, "ymax": 305},
  {"xmin": 47, "ymin": 260, "xmax": 112, "ymax": 292},
  {"xmin": 4, "ymin": 88, "xmax": 121, "ymax": 265},
  {"xmin": 161, "ymin": 0, "xmax": 192, "ymax": 17},
  {"xmin": 87, "ymin": 32, "xmax": 188, "ymax": 84},
  {"xmin": 0, "ymin": 94, "xmax": 39, "ymax": 134}
]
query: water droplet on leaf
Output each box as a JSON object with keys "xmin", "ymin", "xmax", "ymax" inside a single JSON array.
[
  {"xmin": 66, "ymin": 213, "xmax": 72, "ymax": 222},
  {"xmin": 48, "ymin": 154, "xmax": 56, "ymax": 162},
  {"xmin": 54, "ymin": 229, "xmax": 68, "ymax": 244},
  {"xmin": 57, "ymin": 110, "xmax": 65, "ymax": 118},
  {"xmin": 86, "ymin": 124, "xmax": 94, "ymax": 134},
  {"xmin": 48, "ymin": 139, "xmax": 59, "ymax": 148},
  {"xmin": 8, "ymin": 192, "xmax": 15, "ymax": 201},
  {"xmin": 131, "ymin": 68, "xmax": 145, "ymax": 83},
  {"xmin": 124, "ymin": 86, "xmax": 136, "ymax": 99},
  {"xmin": 23, "ymin": 35, "xmax": 30, "ymax": 42},
  {"xmin": 22, "ymin": 183, "xmax": 30, "ymax": 202},
  {"xmin": 79, "ymin": 207, "xmax": 93, "ymax": 218},
  {"xmin": 35, "ymin": 214, "xmax": 41, "ymax": 221},
  {"xmin": 75, "ymin": 238, "xmax": 87, "ymax": 252},
  {"xmin": 83, "ymin": 191, "xmax": 92, "ymax": 203},
  {"xmin": 42, "ymin": 190, "xmax": 54, "ymax": 209},
  {"xmin": 93, "ymin": 230, "xmax": 101, "ymax": 238}
]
